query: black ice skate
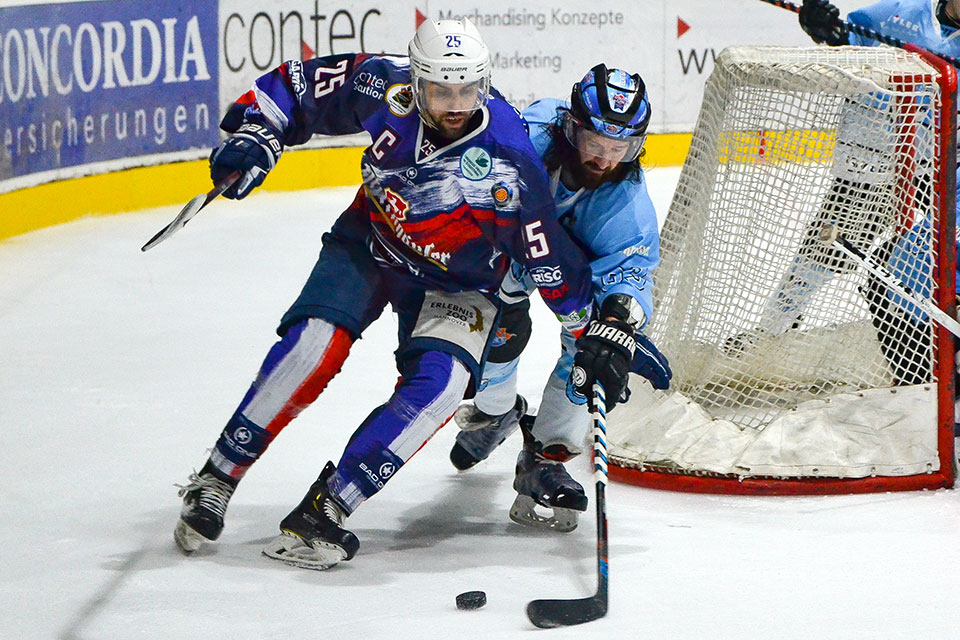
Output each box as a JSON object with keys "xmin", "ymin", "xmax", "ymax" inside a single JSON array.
[
  {"xmin": 262, "ymin": 462, "xmax": 359, "ymax": 570},
  {"xmin": 174, "ymin": 462, "xmax": 238, "ymax": 554},
  {"xmin": 449, "ymin": 395, "xmax": 527, "ymax": 470},
  {"xmin": 510, "ymin": 444, "xmax": 588, "ymax": 533}
]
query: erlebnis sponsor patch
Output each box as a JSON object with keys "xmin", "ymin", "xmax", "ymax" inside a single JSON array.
[
  {"xmin": 410, "ymin": 291, "xmax": 497, "ymax": 364},
  {"xmin": 461, "ymin": 147, "xmax": 492, "ymax": 181},
  {"xmin": 386, "ymin": 83, "xmax": 415, "ymax": 116}
]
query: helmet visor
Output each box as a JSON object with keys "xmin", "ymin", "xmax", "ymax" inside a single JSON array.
[
  {"xmin": 415, "ymin": 78, "xmax": 490, "ymax": 117},
  {"xmin": 562, "ymin": 111, "xmax": 645, "ymax": 163}
]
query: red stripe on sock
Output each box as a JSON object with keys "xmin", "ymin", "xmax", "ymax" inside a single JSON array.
[{"xmin": 264, "ymin": 327, "xmax": 354, "ymax": 435}]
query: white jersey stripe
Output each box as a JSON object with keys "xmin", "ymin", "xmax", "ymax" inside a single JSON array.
[
  {"xmin": 241, "ymin": 318, "xmax": 336, "ymax": 429},
  {"xmin": 389, "ymin": 357, "xmax": 470, "ymax": 462}
]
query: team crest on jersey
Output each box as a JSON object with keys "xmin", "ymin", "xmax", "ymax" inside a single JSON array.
[
  {"xmin": 386, "ymin": 83, "xmax": 415, "ymax": 116},
  {"xmin": 491, "ymin": 181, "xmax": 513, "ymax": 207},
  {"xmin": 383, "ymin": 187, "xmax": 410, "ymax": 220},
  {"xmin": 461, "ymin": 147, "xmax": 492, "ymax": 181}
]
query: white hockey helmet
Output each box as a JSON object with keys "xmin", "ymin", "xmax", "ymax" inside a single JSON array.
[{"xmin": 408, "ymin": 19, "xmax": 491, "ymax": 128}]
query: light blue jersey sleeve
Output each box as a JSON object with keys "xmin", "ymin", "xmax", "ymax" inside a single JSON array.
[
  {"xmin": 848, "ymin": 0, "xmax": 960, "ymax": 59},
  {"xmin": 570, "ymin": 181, "xmax": 660, "ymax": 325}
]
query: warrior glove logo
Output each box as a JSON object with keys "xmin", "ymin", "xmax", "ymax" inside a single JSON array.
[{"xmin": 571, "ymin": 365, "xmax": 588, "ymax": 388}]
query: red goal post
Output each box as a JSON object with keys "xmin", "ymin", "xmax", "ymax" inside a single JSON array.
[{"xmin": 608, "ymin": 45, "xmax": 957, "ymax": 495}]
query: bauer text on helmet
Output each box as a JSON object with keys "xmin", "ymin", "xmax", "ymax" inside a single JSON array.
[
  {"xmin": 563, "ymin": 64, "xmax": 651, "ymax": 164},
  {"xmin": 408, "ymin": 19, "xmax": 491, "ymax": 137}
]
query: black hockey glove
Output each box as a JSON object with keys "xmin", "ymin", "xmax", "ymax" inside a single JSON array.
[
  {"xmin": 799, "ymin": 0, "xmax": 849, "ymax": 46},
  {"xmin": 572, "ymin": 317, "xmax": 636, "ymax": 411},
  {"xmin": 209, "ymin": 122, "xmax": 283, "ymax": 199}
]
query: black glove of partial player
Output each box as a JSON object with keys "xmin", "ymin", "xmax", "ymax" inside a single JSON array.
[
  {"xmin": 572, "ymin": 317, "xmax": 636, "ymax": 411},
  {"xmin": 209, "ymin": 122, "xmax": 283, "ymax": 199},
  {"xmin": 799, "ymin": 0, "xmax": 849, "ymax": 46}
]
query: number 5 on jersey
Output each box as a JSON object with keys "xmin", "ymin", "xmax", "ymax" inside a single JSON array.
[{"xmin": 524, "ymin": 221, "xmax": 550, "ymax": 259}]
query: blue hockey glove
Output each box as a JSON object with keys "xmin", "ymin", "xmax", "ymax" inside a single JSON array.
[
  {"xmin": 209, "ymin": 122, "xmax": 283, "ymax": 199},
  {"xmin": 799, "ymin": 0, "xmax": 849, "ymax": 46},
  {"xmin": 631, "ymin": 332, "xmax": 672, "ymax": 390}
]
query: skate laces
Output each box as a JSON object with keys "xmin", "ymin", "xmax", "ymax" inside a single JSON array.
[
  {"xmin": 517, "ymin": 452, "xmax": 572, "ymax": 492},
  {"xmin": 322, "ymin": 498, "xmax": 345, "ymax": 526},
  {"xmin": 176, "ymin": 472, "xmax": 235, "ymax": 518}
]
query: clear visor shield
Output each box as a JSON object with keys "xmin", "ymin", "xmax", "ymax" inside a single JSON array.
[
  {"xmin": 415, "ymin": 78, "xmax": 490, "ymax": 119},
  {"xmin": 562, "ymin": 112, "xmax": 645, "ymax": 163}
]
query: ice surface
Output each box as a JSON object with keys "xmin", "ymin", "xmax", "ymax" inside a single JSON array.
[{"xmin": 2, "ymin": 168, "xmax": 959, "ymax": 639}]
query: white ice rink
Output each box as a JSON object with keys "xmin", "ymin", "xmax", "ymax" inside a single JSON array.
[{"xmin": 3, "ymin": 167, "xmax": 960, "ymax": 639}]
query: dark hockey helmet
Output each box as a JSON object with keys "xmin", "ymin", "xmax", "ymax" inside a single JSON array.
[{"xmin": 563, "ymin": 64, "xmax": 651, "ymax": 162}]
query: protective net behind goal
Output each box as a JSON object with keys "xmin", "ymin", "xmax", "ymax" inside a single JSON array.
[{"xmin": 609, "ymin": 46, "xmax": 956, "ymax": 494}]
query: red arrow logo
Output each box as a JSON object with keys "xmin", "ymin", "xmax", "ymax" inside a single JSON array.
[
  {"xmin": 678, "ymin": 16, "xmax": 690, "ymax": 38},
  {"xmin": 416, "ymin": 8, "xmax": 427, "ymax": 28}
]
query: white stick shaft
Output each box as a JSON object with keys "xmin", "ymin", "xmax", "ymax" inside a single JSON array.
[{"xmin": 829, "ymin": 237, "xmax": 960, "ymax": 338}]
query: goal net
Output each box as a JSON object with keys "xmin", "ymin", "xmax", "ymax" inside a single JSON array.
[{"xmin": 608, "ymin": 46, "xmax": 956, "ymax": 494}]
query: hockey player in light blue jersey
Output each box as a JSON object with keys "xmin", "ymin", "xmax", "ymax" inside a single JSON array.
[
  {"xmin": 784, "ymin": 0, "xmax": 960, "ymax": 399},
  {"xmin": 172, "ymin": 19, "xmax": 607, "ymax": 570},
  {"xmin": 450, "ymin": 66, "xmax": 672, "ymax": 532}
]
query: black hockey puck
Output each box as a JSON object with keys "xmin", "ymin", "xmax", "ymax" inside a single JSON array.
[{"xmin": 456, "ymin": 590, "xmax": 487, "ymax": 610}]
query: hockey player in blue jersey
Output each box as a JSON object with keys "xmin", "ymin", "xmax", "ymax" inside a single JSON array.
[
  {"xmin": 172, "ymin": 19, "xmax": 626, "ymax": 570},
  {"xmin": 786, "ymin": 0, "xmax": 960, "ymax": 389},
  {"xmin": 448, "ymin": 66, "xmax": 672, "ymax": 532}
]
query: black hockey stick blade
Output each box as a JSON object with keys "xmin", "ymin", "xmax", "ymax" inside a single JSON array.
[
  {"xmin": 140, "ymin": 171, "xmax": 240, "ymax": 252},
  {"xmin": 525, "ymin": 382, "xmax": 609, "ymax": 628},
  {"xmin": 526, "ymin": 595, "xmax": 607, "ymax": 629}
]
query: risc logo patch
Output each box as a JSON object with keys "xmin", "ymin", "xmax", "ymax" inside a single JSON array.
[
  {"xmin": 529, "ymin": 265, "xmax": 563, "ymax": 286},
  {"xmin": 461, "ymin": 147, "xmax": 492, "ymax": 181}
]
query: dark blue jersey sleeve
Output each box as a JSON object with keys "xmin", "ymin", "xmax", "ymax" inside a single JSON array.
[
  {"xmin": 486, "ymin": 138, "xmax": 594, "ymax": 333},
  {"xmin": 219, "ymin": 54, "xmax": 401, "ymax": 144}
]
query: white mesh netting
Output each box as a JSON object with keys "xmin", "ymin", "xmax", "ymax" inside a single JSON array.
[{"xmin": 609, "ymin": 46, "xmax": 950, "ymax": 481}]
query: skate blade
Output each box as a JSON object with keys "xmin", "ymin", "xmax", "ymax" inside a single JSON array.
[
  {"xmin": 262, "ymin": 532, "xmax": 347, "ymax": 570},
  {"xmin": 509, "ymin": 494, "xmax": 579, "ymax": 533},
  {"xmin": 174, "ymin": 519, "xmax": 206, "ymax": 554}
]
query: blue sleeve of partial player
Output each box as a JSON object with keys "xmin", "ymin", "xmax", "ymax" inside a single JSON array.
[
  {"xmin": 846, "ymin": 0, "xmax": 902, "ymax": 46},
  {"xmin": 580, "ymin": 179, "xmax": 660, "ymax": 326},
  {"xmin": 847, "ymin": 0, "xmax": 960, "ymax": 56},
  {"xmin": 219, "ymin": 54, "xmax": 391, "ymax": 144}
]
